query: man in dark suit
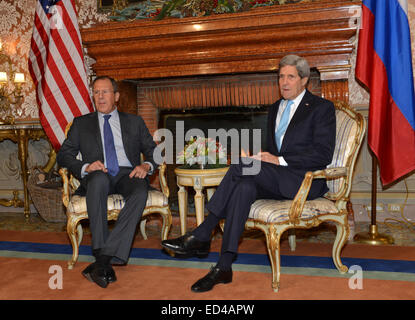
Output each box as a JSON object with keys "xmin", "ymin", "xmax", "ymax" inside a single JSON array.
[
  {"xmin": 161, "ymin": 55, "xmax": 336, "ymax": 292},
  {"xmin": 57, "ymin": 76, "xmax": 157, "ymax": 288}
]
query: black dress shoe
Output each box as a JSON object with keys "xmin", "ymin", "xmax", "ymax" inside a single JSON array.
[
  {"xmin": 191, "ymin": 266, "xmax": 232, "ymax": 292},
  {"xmin": 106, "ymin": 266, "xmax": 117, "ymax": 283},
  {"xmin": 82, "ymin": 262, "xmax": 109, "ymax": 288},
  {"xmin": 82, "ymin": 262, "xmax": 116, "ymax": 284},
  {"xmin": 161, "ymin": 233, "xmax": 211, "ymax": 258},
  {"xmin": 90, "ymin": 264, "xmax": 109, "ymax": 288},
  {"xmin": 81, "ymin": 262, "xmax": 96, "ymax": 282}
]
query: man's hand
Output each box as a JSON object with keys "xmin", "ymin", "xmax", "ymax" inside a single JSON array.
[
  {"xmin": 129, "ymin": 163, "xmax": 150, "ymax": 179},
  {"xmin": 251, "ymin": 152, "xmax": 279, "ymax": 165},
  {"xmin": 85, "ymin": 160, "xmax": 108, "ymax": 173},
  {"xmin": 241, "ymin": 149, "xmax": 279, "ymax": 166}
]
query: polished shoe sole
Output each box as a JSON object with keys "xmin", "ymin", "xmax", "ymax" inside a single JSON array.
[
  {"xmin": 162, "ymin": 247, "xmax": 209, "ymax": 259},
  {"xmin": 191, "ymin": 277, "xmax": 232, "ymax": 293}
]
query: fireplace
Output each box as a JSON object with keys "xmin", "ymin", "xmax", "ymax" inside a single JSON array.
[
  {"xmin": 132, "ymin": 69, "xmax": 321, "ymax": 200},
  {"xmin": 81, "ymin": 0, "xmax": 360, "ymax": 194},
  {"xmin": 160, "ymin": 105, "xmax": 268, "ymax": 201}
]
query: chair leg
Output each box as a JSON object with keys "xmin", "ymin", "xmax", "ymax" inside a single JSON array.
[
  {"xmin": 332, "ymin": 214, "xmax": 349, "ymax": 274},
  {"xmin": 67, "ymin": 215, "xmax": 81, "ymax": 270},
  {"xmin": 140, "ymin": 219, "xmax": 148, "ymax": 240},
  {"xmin": 161, "ymin": 208, "xmax": 172, "ymax": 240},
  {"xmin": 288, "ymin": 229, "xmax": 296, "ymax": 251},
  {"xmin": 264, "ymin": 225, "xmax": 282, "ymax": 292}
]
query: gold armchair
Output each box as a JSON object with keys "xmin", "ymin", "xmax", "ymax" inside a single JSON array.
[
  {"xmin": 59, "ymin": 124, "xmax": 172, "ymax": 269},
  {"xmin": 245, "ymin": 101, "xmax": 366, "ymax": 292}
]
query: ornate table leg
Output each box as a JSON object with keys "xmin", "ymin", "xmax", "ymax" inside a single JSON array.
[
  {"xmin": 16, "ymin": 128, "xmax": 30, "ymax": 218},
  {"xmin": 177, "ymin": 185, "xmax": 188, "ymax": 235},
  {"xmin": 193, "ymin": 177, "xmax": 205, "ymax": 227}
]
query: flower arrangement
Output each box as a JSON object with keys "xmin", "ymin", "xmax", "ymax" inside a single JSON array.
[
  {"xmin": 177, "ymin": 136, "xmax": 227, "ymax": 168},
  {"xmin": 109, "ymin": 0, "xmax": 310, "ymax": 21}
]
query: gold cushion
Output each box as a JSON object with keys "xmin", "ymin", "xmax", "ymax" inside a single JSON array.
[
  {"xmin": 248, "ymin": 198, "xmax": 339, "ymax": 223},
  {"xmin": 68, "ymin": 190, "xmax": 168, "ymax": 214}
]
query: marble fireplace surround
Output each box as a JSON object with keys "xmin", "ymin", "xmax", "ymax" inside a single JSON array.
[{"xmin": 81, "ymin": 0, "xmax": 361, "ymax": 133}]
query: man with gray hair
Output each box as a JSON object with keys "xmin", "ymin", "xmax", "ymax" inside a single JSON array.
[
  {"xmin": 162, "ymin": 55, "xmax": 336, "ymax": 292},
  {"xmin": 58, "ymin": 76, "xmax": 157, "ymax": 288}
]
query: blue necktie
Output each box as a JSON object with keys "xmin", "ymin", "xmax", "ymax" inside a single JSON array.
[
  {"xmin": 103, "ymin": 115, "xmax": 119, "ymax": 176},
  {"xmin": 275, "ymin": 100, "xmax": 294, "ymax": 151}
]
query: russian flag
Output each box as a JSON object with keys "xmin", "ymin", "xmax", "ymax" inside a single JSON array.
[{"xmin": 356, "ymin": 0, "xmax": 415, "ymax": 186}]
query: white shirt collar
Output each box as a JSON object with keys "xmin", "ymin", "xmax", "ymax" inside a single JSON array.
[
  {"xmin": 98, "ymin": 107, "xmax": 119, "ymax": 120},
  {"xmin": 288, "ymin": 89, "xmax": 306, "ymax": 107}
]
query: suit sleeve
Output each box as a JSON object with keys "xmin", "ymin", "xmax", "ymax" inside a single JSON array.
[
  {"xmin": 56, "ymin": 118, "xmax": 87, "ymax": 180},
  {"xmin": 137, "ymin": 116, "xmax": 158, "ymax": 171}
]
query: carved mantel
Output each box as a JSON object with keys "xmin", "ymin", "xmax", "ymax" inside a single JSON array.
[{"xmin": 81, "ymin": 0, "xmax": 361, "ymax": 102}]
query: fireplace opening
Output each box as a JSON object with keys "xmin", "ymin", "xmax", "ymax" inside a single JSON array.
[{"xmin": 158, "ymin": 105, "xmax": 270, "ymax": 204}]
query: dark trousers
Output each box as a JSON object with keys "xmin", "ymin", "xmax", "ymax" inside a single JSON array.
[
  {"xmin": 85, "ymin": 167, "xmax": 149, "ymax": 263},
  {"xmin": 205, "ymin": 161, "xmax": 287, "ymax": 254}
]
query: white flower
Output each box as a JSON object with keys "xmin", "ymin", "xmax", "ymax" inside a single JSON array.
[{"xmin": 177, "ymin": 136, "xmax": 227, "ymax": 166}]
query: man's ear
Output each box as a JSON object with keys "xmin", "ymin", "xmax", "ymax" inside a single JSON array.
[
  {"xmin": 301, "ymin": 77, "xmax": 309, "ymax": 87},
  {"xmin": 115, "ymin": 91, "xmax": 120, "ymax": 103}
]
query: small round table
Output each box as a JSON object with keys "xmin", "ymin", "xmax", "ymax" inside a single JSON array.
[{"xmin": 174, "ymin": 166, "xmax": 229, "ymax": 235}]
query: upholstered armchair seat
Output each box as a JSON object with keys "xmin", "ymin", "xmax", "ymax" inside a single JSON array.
[
  {"xmin": 60, "ymin": 163, "xmax": 172, "ymax": 270},
  {"xmin": 249, "ymin": 198, "xmax": 339, "ymax": 224},
  {"xmin": 68, "ymin": 191, "xmax": 168, "ymax": 214}
]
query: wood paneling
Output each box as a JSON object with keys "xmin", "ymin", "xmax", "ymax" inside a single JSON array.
[{"xmin": 82, "ymin": 0, "xmax": 360, "ymax": 86}]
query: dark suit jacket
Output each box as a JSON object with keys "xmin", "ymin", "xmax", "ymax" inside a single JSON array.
[
  {"xmin": 264, "ymin": 90, "xmax": 336, "ymax": 199},
  {"xmin": 57, "ymin": 111, "xmax": 157, "ymax": 193}
]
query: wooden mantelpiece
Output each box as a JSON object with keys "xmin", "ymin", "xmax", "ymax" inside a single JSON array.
[{"xmin": 81, "ymin": 0, "xmax": 361, "ymax": 86}]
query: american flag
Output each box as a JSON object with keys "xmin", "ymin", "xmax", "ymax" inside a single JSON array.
[{"xmin": 28, "ymin": 0, "xmax": 94, "ymax": 151}]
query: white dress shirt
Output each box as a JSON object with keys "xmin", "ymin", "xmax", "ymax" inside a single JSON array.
[{"xmin": 81, "ymin": 108, "xmax": 153, "ymax": 177}]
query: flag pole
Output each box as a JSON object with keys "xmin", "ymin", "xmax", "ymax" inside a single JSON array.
[{"xmin": 354, "ymin": 153, "xmax": 394, "ymax": 245}]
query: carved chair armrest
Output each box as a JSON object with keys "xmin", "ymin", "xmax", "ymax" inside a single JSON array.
[
  {"xmin": 158, "ymin": 162, "xmax": 170, "ymax": 198},
  {"xmin": 312, "ymin": 167, "xmax": 348, "ymax": 180},
  {"xmin": 58, "ymin": 167, "xmax": 70, "ymax": 208},
  {"xmin": 288, "ymin": 167, "xmax": 348, "ymax": 225}
]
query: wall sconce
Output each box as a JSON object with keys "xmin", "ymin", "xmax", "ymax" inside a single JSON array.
[{"xmin": 0, "ymin": 41, "xmax": 25, "ymax": 125}]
